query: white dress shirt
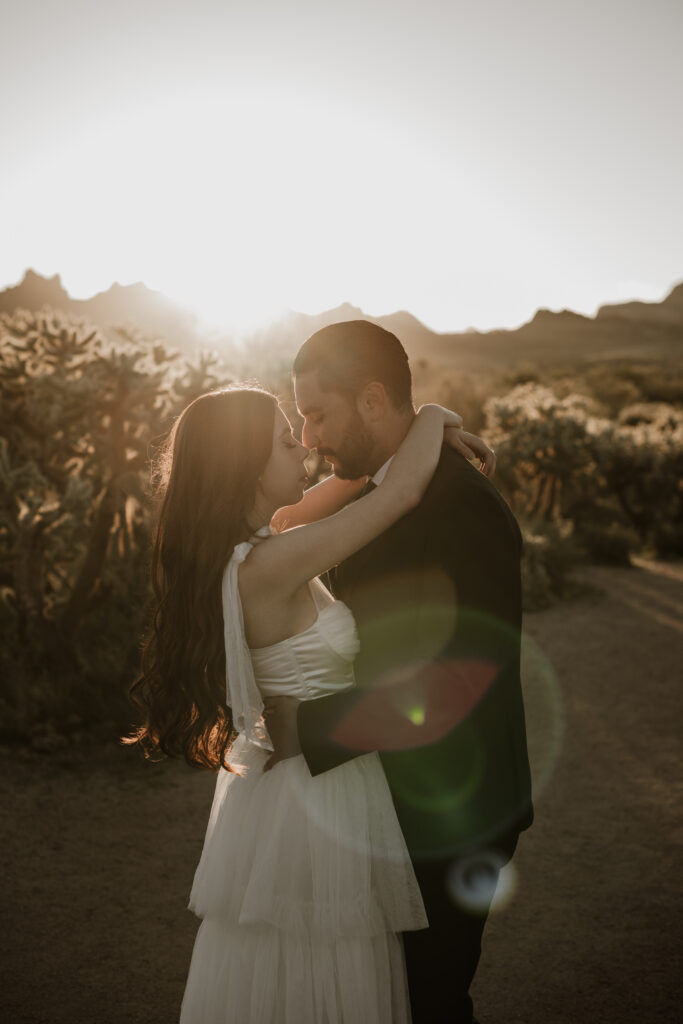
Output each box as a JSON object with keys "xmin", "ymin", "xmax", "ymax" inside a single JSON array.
[{"xmin": 371, "ymin": 455, "xmax": 395, "ymax": 487}]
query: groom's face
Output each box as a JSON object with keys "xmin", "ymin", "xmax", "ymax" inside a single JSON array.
[{"xmin": 294, "ymin": 370, "xmax": 375, "ymax": 480}]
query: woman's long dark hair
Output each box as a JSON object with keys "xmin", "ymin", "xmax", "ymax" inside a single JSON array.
[{"xmin": 122, "ymin": 385, "xmax": 278, "ymax": 770}]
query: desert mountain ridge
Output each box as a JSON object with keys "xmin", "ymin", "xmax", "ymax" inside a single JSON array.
[
  {"xmin": 0, "ymin": 270, "xmax": 198, "ymax": 350},
  {"xmin": 1, "ymin": 269, "xmax": 681, "ymax": 370}
]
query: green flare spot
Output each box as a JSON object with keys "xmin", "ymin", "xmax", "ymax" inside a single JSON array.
[{"xmin": 407, "ymin": 705, "xmax": 426, "ymax": 726}]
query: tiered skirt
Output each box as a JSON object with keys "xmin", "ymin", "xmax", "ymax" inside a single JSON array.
[{"xmin": 180, "ymin": 734, "xmax": 427, "ymax": 1023}]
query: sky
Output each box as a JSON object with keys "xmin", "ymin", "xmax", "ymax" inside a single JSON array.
[{"xmin": 2, "ymin": 0, "xmax": 682, "ymax": 333}]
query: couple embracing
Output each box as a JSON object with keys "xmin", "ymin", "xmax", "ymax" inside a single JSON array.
[{"xmin": 129, "ymin": 320, "xmax": 533, "ymax": 1023}]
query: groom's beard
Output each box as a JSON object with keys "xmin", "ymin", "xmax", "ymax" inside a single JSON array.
[{"xmin": 318, "ymin": 415, "xmax": 375, "ymax": 480}]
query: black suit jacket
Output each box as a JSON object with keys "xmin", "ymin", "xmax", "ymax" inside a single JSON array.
[{"xmin": 297, "ymin": 446, "xmax": 534, "ymax": 858}]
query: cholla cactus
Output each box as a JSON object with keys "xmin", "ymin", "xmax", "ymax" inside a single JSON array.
[
  {"xmin": 484, "ymin": 382, "xmax": 683, "ymax": 558},
  {"xmin": 0, "ymin": 309, "xmax": 225, "ymax": 731},
  {"xmin": 484, "ymin": 384, "xmax": 598, "ymax": 522}
]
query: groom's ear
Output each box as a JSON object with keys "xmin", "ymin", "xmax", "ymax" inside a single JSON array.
[{"xmin": 357, "ymin": 380, "xmax": 388, "ymax": 422}]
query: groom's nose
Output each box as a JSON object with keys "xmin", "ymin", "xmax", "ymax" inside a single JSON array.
[{"xmin": 302, "ymin": 420, "xmax": 318, "ymax": 450}]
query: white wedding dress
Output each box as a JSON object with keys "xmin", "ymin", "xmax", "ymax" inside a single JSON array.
[{"xmin": 179, "ymin": 530, "xmax": 427, "ymax": 1023}]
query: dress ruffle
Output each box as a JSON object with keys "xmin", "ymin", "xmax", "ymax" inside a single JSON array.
[
  {"xmin": 180, "ymin": 918, "xmax": 412, "ymax": 1024},
  {"xmin": 188, "ymin": 734, "xmax": 427, "ymax": 939}
]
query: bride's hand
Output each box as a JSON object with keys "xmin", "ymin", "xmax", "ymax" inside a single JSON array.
[
  {"xmin": 416, "ymin": 406, "xmax": 495, "ymax": 476},
  {"xmin": 445, "ymin": 427, "xmax": 496, "ymax": 478}
]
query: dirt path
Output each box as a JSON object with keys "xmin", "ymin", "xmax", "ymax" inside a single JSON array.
[
  {"xmin": 2, "ymin": 560, "xmax": 682, "ymax": 1024},
  {"xmin": 471, "ymin": 558, "xmax": 683, "ymax": 1024}
]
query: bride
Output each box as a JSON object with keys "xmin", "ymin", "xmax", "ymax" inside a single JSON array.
[{"xmin": 125, "ymin": 384, "xmax": 494, "ymax": 1023}]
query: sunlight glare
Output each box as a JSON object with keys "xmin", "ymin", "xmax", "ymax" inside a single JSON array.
[{"xmin": 10, "ymin": 91, "xmax": 493, "ymax": 333}]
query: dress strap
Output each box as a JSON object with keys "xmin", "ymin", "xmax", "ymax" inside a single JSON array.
[
  {"xmin": 221, "ymin": 539, "xmax": 273, "ymax": 751},
  {"xmin": 248, "ymin": 524, "xmax": 273, "ymax": 544},
  {"xmin": 310, "ymin": 574, "xmax": 334, "ymax": 610}
]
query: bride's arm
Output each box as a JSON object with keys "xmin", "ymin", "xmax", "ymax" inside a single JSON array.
[
  {"xmin": 270, "ymin": 473, "xmax": 367, "ymax": 532},
  {"xmin": 270, "ymin": 420, "xmax": 494, "ymax": 532},
  {"xmin": 244, "ymin": 404, "xmax": 462, "ymax": 595}
]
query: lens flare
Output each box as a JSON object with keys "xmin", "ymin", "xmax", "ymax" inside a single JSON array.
[
  {"xmin": 388, "ymin": 727, "xmax": 486, "ymax": 816},
  {"xmin": 490, "ymin": 858, "xmax": 518, "ymax": 912},
  {"xmin": 284, "ymin": 589, "xmax": 564, "ymax": 858},
  {"xmin": 446, "ymin": 848, "xmax": 518, "ymax": 914},
  {"xmin": 407, "ymin": 705, "xmax": 426, "ymax": 726},
  {"xmin": 518, "ymin": 631, "xmax": 565, "ymax": 800},
  {"xmin": 330, "ymin": 656, "xmax": 500, "ymax": 754}
]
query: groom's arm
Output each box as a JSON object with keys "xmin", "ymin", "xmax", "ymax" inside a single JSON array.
[
  {"xmin": 262, "ymin": 667, "xmax": 380, "ymax": 775},
  {"xmin": 296, "ymin": 686, "xmax": 371, "ymax": 775}
]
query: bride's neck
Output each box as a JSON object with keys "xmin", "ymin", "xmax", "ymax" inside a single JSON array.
[{"xmin": 247, "ymin": 499, "xmax": 274, "ymax": 535}]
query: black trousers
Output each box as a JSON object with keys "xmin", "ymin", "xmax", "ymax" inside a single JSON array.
[{"xmin": 402, "ymin": 831, "xmax": 520, "ymax": 1024}]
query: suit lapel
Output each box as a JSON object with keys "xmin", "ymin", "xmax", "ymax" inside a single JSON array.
[
  {"xmin": 333, "ymin": 446, "xmax": 462, "ymax": 599},
  {"xmin": 335, "ymin": 508, "xmax": 416, "ymax": 599}
]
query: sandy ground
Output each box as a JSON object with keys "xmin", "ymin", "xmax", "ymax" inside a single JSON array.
[{"xmin": 2, "ymin": 559, "xmax": 682, "ymax": 1024}]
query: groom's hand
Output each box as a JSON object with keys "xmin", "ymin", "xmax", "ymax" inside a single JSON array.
[{"xmin": 262, "ymin": 695, "xmax": 302, "ymax": 771}]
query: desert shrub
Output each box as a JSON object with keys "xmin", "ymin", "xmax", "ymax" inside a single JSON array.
[
  {"xmin": 589, "ymin": 405, "xmax": 683, "ymax": 557},
  {"xmin": 574, "ymin": 521, "xmax": 639, "ymax": 565},
  {"xmin": 577, "ymin": 361, "xmax": 683, "ymax": 417},
  {"xmin": 485, "ymin": 383, "xmax": 683, "ymax": 562},
  {"xmin": 0, "ymin": 309, "xmax": 226, "ymax": 738},
  {"xmin": 502, "ymin": 363, "xmax": 540, "ymax": 388},
  {"xmin": 484, "ymin": 384, "xmax": 598, "ymax": 521},
  {"xmin": 617, "ymin": 402, "xmax": 683, "ymax": 430},
  {"xmin": 520, "ymin": 520, "xmax": 586, "ymax": 612},
  {"xmin": 622, "ymin": 364, "xmax": 683, "ymax": 406},
  {"xmin": 579, "ymin": 366, "xmax": 642, "ymax": 418}
]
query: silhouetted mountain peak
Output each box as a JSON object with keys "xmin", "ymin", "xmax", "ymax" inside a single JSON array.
[
  {"xmin": 380, "ymin": 310, "xmax": 429, "ymax": 329},
  {"xmin": 513, "ymin": 307, "xmax": 594, "ymax": 339},
  {"xmin": 663, "ymin": 282, "xmax": 683, "ymax": 308},
  {"xmin": 597, "ymin": 281, "xmax": 683, "ymax": 326},
  {"xmin": 1, "ymin": 269, "xmax": 681, "ymax": 368},
  {"xmin": 0, "ymin": 270, "xmax": 72, "ymax": 327},
  {"xmin": 318, "ymin": 302, "xmax": 368, "ymax": 321},
  {"xmin": 22, "ymin": 266, "xmax": 66, "ymax": 294},
  {"xmin": 529, "ymin": 308, "xmax": 590, "ymax": 326},
  {"xmin": 23, "ymin": 268, "xmax": 62, "ymax": 287},
  {"xmin": 88, "ymin": 279, "xmax": 181, "ymax": 314},
  {"xmin": 0, "ymin": 270, "xmax": 198, "ymax": 350}
]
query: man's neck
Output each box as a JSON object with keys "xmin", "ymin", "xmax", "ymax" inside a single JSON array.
[{"xmin": 367, "ymin": 409, "xmax": 415, "ymax": 476}]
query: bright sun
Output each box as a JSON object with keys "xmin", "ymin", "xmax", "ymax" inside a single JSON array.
[{"xmin": 13, "ymin": 91, "xmax": 486, "ymax": 333}]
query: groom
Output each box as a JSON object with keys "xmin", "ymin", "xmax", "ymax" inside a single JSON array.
[{"xmin": 268, "ymin": 320, "xmax": 533, "ymax": 1024}]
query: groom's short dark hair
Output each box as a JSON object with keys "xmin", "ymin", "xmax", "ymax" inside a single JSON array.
[{"xmin": 293, "ymin": 320, "xmax": 413, "ymax": 411}]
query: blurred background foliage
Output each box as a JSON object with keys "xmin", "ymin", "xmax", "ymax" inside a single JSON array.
[{"xmin": 1, "ymin": 308, "xmax": 681, "ymax": 744}]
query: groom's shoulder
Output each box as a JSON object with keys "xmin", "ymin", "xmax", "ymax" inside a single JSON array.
[
  {"xmin": 420, "ymin": 447, "xmax": 521, "ymax": 538},
  {"xmin": 426, "ymin": 445, "xmax": 497, "ymax": 506}
]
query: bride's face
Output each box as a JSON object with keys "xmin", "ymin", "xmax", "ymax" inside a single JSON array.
[{"xmin": 256, "ymin": 407, "xmax": 310, "ymax": 509}]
